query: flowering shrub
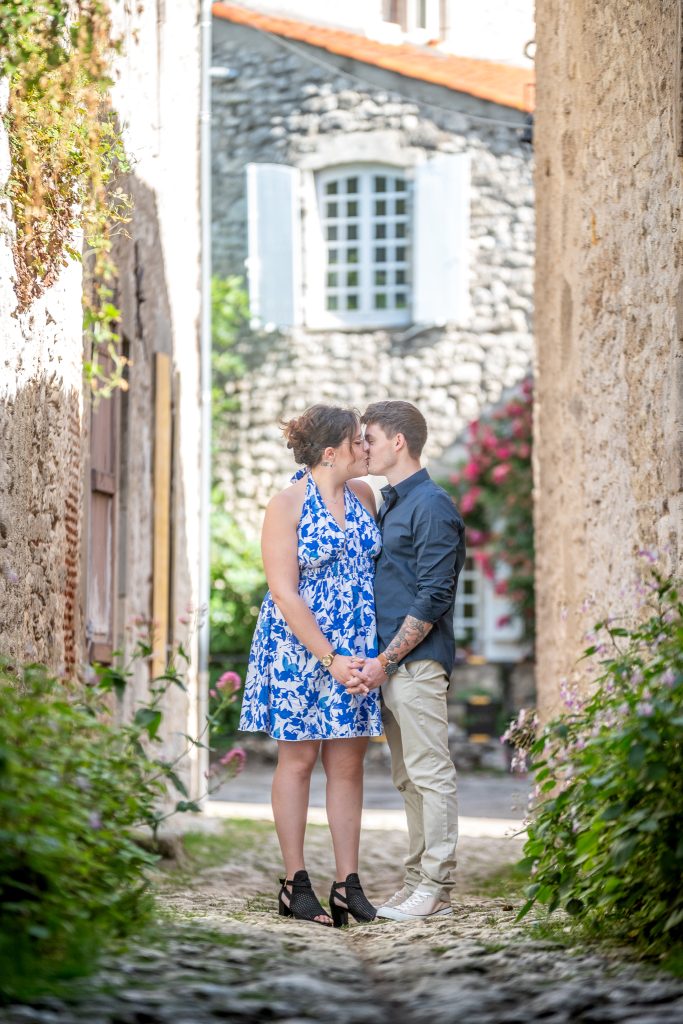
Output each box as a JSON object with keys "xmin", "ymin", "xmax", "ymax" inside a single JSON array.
[
  {"xmin": 516, "ymin": 569, "xmax": 683, "ymax": 953},
  {"xmin": 443, "ymin": 377, "xmax": 534, "ymax": 643},
  {"xmin": 208, "ymin": 667, "xmax": 246, "ymax": 741},
  {"xmin": 0, "ymin": 626, "xmax": 245, "ymax": 998}
]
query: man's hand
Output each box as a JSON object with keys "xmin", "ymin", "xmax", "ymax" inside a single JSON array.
[{"xmin": 344, "ymin": 657, "xmax": 387, "ymax": 696}]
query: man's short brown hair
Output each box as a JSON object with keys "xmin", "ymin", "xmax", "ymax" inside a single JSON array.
[{"xmin": 362, "ymin": 400, "xmax": 428, "ymax": 458}]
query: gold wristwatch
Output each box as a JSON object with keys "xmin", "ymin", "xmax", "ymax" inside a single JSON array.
[{"xmin": 321, "ymin": 650, "xmax": 337, "ymax": 668}]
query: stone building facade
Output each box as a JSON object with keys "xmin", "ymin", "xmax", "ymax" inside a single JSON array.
[
  {"xmin": 534, "ymin": 0, "xmax": 683, "ymax": 716},
  {"xmin": 211, "ymin": 4, "xmax": 535, "ymax": 663},
  {"xmin": 0, "ymin": 5, "xmax": 204, "ymax": 794}
]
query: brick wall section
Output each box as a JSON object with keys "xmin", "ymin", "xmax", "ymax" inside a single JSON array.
[{"xmin": 534, "ymin": 0, "xmax": 683, "ymax": 716}]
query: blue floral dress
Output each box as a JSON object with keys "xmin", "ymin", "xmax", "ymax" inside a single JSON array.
[{"xmin": 239, "ymin": 469, "xmax": 383, "ymax": 741}]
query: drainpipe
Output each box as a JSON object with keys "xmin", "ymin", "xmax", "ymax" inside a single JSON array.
[{"xmin": 198, "ymin": 0, "xmax": 213, "ymax": 801}]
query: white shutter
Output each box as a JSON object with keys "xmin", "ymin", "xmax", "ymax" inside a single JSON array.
[
  {"xmin": 245, "ymin": 163, "xmax": 302, "ymax": 328},
  {"xmin": 481, "ymin": 569, "xmax": 526, "ymax": 663},
  {"xmin": 412, "ymin": 151, "xmax": 471, "ymax": 325}
]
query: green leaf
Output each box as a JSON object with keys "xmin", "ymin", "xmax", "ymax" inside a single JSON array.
[
  {"xmin": 601, "ymin": 802, "xmax": 625, "ymax": 821},
  {"xmin": 175, "ymin": 800, "xmax": 202, "ymax": 814},
  {"xmin": 664, "ymin": 907, "xmax": 683, "ymax": 931},
  {"xmin": 133, "ymin": 708, "xmax": 163, "ymax": 740},
  {"xmin": 627, "ymin": 744, "xmax": 646, "ymax": 769}
]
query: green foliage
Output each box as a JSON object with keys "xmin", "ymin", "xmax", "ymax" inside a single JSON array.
[
  {"xmin": 0, "ymin": 626, "xmax": 244, "ymax": 999},
  {"xmin": 0, "ymin": 660, "xmax": 158, "ymax": 999},
  {"xmin": 0, "ymin": 1, "xmax": 131, "ymax": 393},
  {"xmin": 443, "ymin": 377, "xmax": 534, "ymax": 645},
  {"xmin": 209, "ymin": 275, "xmax": 266, "ymax": 738},
  {"xmin": 210, "ymin": 495, "xmax": 267, "ymax": 737},
  {"xmin": 517, "ymin": 569, "xmax": 683, "ymax": 955},
  {"xmin": 212, "ymin": 274, "xmax": 248, "ymax": 419}
]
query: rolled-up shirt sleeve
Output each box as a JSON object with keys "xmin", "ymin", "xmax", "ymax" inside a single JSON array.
[{"xmin": 406, "ymin": 493, "xmax": 466, "ymax": 624}]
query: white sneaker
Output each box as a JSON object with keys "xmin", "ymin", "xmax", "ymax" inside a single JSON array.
[
  {"xmin": 376, "ymin": 886, "xmax": 414, "ymax": 916},
  {"xmin": 377, "ymin": 889, "xmax": 452, "ymax": 922}
]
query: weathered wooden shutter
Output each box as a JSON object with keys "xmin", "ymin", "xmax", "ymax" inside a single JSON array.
[
  {"xmin": 246, "ymin": 163, "xmax": 302, "ymax": 328},
  {"xmin": 87, "ymin": 384, "xmax": 119, "ymax": 663},
  {"xmin": 413, "ymin": 151, "xmax": 471, "ymax": 325}
]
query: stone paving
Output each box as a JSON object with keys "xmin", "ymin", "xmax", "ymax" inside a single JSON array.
[{"xmin": 4, "ymin": 821, "xmax": 683, "ymax": 1024}]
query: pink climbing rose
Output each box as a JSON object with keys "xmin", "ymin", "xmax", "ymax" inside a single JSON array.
[{"xmin": 217, "ymin": 670, "xmax": 242, "ymax": 692}]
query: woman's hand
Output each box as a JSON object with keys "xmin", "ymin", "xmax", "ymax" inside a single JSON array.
[{"xmin": 329, "ymin": 655, "xmax": 365, "ymax": 685}]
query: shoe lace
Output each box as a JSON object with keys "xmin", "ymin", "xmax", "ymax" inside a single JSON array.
[{"xmin": 400, "ymin": 889, "xmax": 431, "ymax": 910}]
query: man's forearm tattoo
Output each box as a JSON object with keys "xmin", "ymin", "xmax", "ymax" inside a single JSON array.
[{"xmin": 383, "ymin": 615, "xmax": 433, "ymax": 663}]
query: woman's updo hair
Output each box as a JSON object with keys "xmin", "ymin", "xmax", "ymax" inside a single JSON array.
[{"xmin": 282, "ymin": 404, "xmax": 358, "ymax": 467}]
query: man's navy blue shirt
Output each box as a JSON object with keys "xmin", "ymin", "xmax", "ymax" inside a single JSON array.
[{"xmin": 374, "ymin": 468, "xmax": 466, "ymax": 677}]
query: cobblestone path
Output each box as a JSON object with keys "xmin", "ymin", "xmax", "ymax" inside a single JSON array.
[{"xmin": 5, "ymin": 822, "xmax": 683, "ymax": 1024}]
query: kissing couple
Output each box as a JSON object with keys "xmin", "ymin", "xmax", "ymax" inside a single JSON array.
[{"xmin": 239, "ymin": 400, "xmax": 466, "ymax": 926}]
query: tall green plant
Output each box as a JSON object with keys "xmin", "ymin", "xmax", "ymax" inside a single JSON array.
[{"xmin": 513, "ymin": 566, "xmax": 683, "ymax": 954}]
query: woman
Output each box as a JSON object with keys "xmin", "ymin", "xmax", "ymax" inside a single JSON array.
[{"xmin": 239, "ymin": 404, "xmax": 382, "ymax": 927}]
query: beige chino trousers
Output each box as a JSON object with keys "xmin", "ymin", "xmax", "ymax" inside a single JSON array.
[{"xmin": 381, "ymin": 659, "xmax": 458, "ymax": 902}]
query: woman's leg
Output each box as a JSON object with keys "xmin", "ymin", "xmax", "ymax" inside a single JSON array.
[
  {"xmin": 321, "ymin": 737, "xmax": 369, "ymax": 882},
  {"xmin": 272, "ymin": 738, "xmax": 330, "ymax": 923}
]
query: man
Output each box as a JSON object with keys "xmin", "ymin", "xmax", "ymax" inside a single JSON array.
[{"xmin": 346, "ymin": 400, "xmax": 466, "ymax": 921}]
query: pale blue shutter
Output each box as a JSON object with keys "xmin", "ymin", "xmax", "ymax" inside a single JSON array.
[
  {"xmin": 245, "ymin": 163, "xmax": 302, "ymax": 328},
  {"xmin": 413, "ymin": 152, "xmax": 471, "ymax": 325},
  {"xmin": 481, "ymin": 571, "xmax": 526, "ymax": 662}
]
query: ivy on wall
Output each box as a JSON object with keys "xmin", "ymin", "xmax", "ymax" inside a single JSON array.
[{"xmin": 0, "ymin": 1, "xmax": 132, "ymax": 393}]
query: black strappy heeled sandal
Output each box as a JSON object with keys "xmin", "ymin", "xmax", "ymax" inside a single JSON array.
[
  {"xmin": 329, "ymin": 872, "xmax": 377, "ymax": 928},
  {"xmin": 278, "ymin": 869, "xmax": 332, "ymax": 926}
]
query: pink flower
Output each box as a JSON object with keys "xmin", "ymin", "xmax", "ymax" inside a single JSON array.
[
  {"xmin": 494, "ymin": 578, "xmax": 508, "ymax": 596},
  {"xmin": 468, "ymin": 420, "xmax": 480, "ymax": 437},
  {"xmin": 88, "ymin": 811, "xmax": 102, "ymax": 830},
  {"xmin": 636, "ymin": 549, "xmax": 658, "ymax": 564},
  {"xmin": 210, "ymin": 688, "xmax": 218, "ymax": 698},
  {"xmin": 463, "ymin": 461, "xmax": 480, "ymax": 482},
  {"xmin": 219, "ymin": 747, "xmax": 247, "ymax": 774},
  {"xmin": 636, "ymin": 701, "xmax": 654, "ymax": 717},
  {"xmin": 460, "ymin": 488, "xmax": 481, "ymax": 514},
  {"xmin": 496, "ymin": 614, "xmax": 512, "ymax": 628},
  {"xmin": 467, "ymin": 528, "xmax": 486, "ymax": 546},
  {"xmin": 494, "ymin": 444, "xmax": 512, "ymax": 460},
  {"xmin": 217, "ymin": 670, "xmax": 242, "ymax": 692},
  {"xmin": 517, "ymin": 443, "xmax": 531, "ymax": 458},
  {"xmin": 491, "ymin": 463, "xmax": 511, "ymax": 484},
  {"xmin": 177, "ymin": 614, "xmax": 191, "ymax": 625}
]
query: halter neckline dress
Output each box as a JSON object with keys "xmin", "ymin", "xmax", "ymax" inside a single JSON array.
[{"xmin": 239, "ymin": 468, "xmax": 383, "ymax": 741}]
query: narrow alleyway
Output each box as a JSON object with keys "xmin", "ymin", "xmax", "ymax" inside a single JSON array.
[{"xmin": 5, "ymin": 817, "xmax": 683, "ymax": 1024}]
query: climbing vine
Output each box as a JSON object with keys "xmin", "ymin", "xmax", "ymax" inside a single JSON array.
[{"xmin": 0, "ymin": 1, "xmax": 132, "ymax": 393}]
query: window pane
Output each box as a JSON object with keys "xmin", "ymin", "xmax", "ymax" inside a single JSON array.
[
  {"xmin": 375, "ymin": 246, "xmax": 387, "ymax": 262},
  {"xmin": 327, "ymin": 271, "xmax": 338, "ymax": 287},
  {"xmin": 326, "ymin": 225, "xmax": 338, "ymax": 241},
  {"xmin": 375, "ymin": 270, "xmax": 387, "ymax": 285},
  {"xmin": 395, "ymin": 178, "xmax": 406, "ymax": 191},
  {"xmin": 347, "ymin": 270, "xmax": 358, "ymax": 287},
  {"xmin": 326, "ymin": 201, "xmax": 338, "ymax": 218},
  {"xmin": 374, "ymin": 175, "xmax": 387, "ymax": 192},
  {"xmin": 395, "ymin": 222, "xmax": 406, "ymax": 239},
  {"xmin": 346, "ymin": 224, "xmax": 358, "ymax": 240},
  {"xmin": 325, "ymin": 181, "xmax": 338, "ymax": 195},
  {"xmin": 395, "ymin": 292, "xmax": 407, "ymax": 308},
  {"xmin": 374, "ymin": 200, "xmax": 387, "ymax": 216},
  {"xmin": 395, "ymin": 269, "xmax": 406, "ymax": 285},
  {"xmin": 374, "ymin": 293, "xmax": 387, "ymax": 309},
  {"xmin": 396, "ymin": 246, "xmax": 406, "ymax": 261},
  {"xmin": 346, "ymin": 177, "xmax": 358, "ymax": 193},
  {"xmin": 327, "ymin": 295, "xmax": 339, "ymax": 310},
  {"xmin": 346, "ymin": 294, "xmax": 359, "ymax": 310},
  {"xmin": 347, "ymin": 248, "xmax": 359, "ymax": 263},
  {"xmin": 329, "ymin": 249, "xmax": 338, "ymax": 264},
  {"xmin": 396, "ymin": 198, "xmax": 406, "ymax": 215},
  {"xmin": 374, "ymin": 224, "xmax": 387, "ymax": 239},
  {"xmin": 347, "ymin": 200, "xmax": 358, "ymax": 217}
]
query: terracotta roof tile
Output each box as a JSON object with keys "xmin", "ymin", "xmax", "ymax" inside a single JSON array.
[{"xmin": 212, "ymin": 3, "xmax": 534, "ymax": 113}]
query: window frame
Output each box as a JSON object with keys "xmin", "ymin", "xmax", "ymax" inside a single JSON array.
[
  {"xmin": 453, "ymin": 554, "xmax": 484, "ymax": 653},
  {"xmin": 311, "ymin": 163, "xmax": 412, "ymax": 330}
]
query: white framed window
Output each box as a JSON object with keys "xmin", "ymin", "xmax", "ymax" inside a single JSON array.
[
  {"xmin": 454, "ymin": 555, "xmax": 483, "ymax": 650},
  {"xmin": 245, "ymin": 151, "xmax": 470, "ymax": 331},
  {"xmin": 382, "ymin": 0, "xmax": 445, "ymax": 39},
  {"xmin": 316, "ymin": 166, "xmax": 411, "ymax": 329}
]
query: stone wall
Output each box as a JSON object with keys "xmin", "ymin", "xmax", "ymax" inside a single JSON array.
[
  {"xmin": 212, "ymin": 20, "xmax": 534, "ymax": 525},
  {"xmin": 534, "ymin": 0, "xmax": 683, "ymax": 717},
  {"xmin": 0, "ymin": 88, "xmax": 86, "ymax": 675}
]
